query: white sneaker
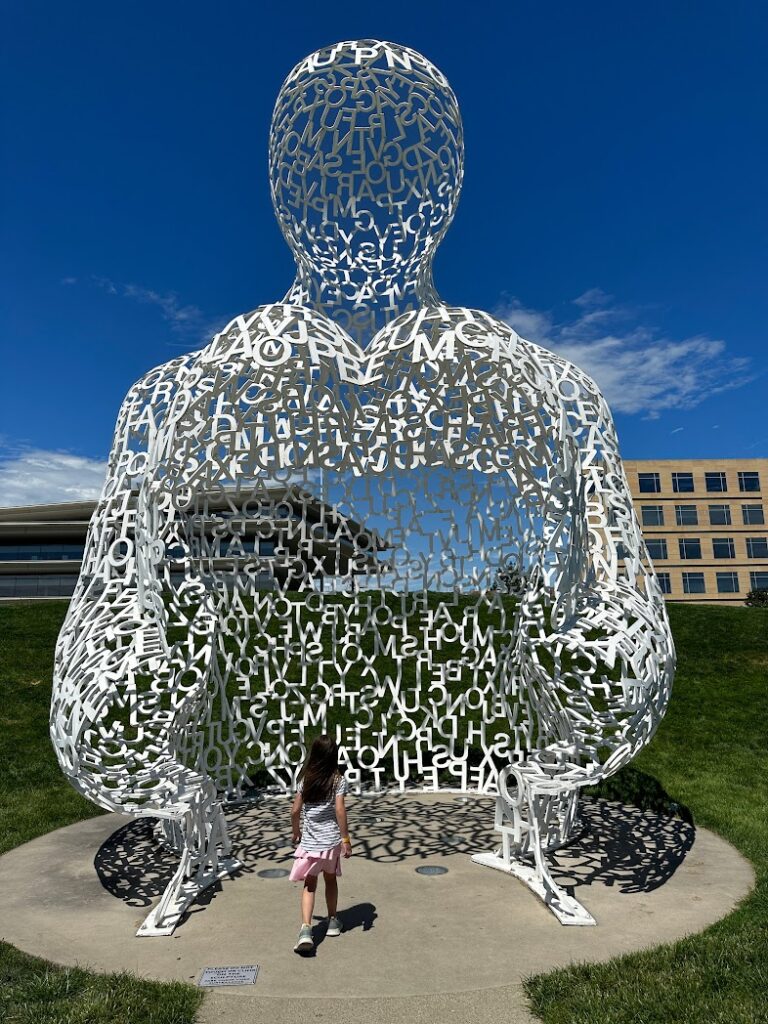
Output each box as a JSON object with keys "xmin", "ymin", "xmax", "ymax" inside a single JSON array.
[
  {"xmin": 326, "ymin": 915, "xmax": 343, "ymax": 936},
  {"xmin": 294, "ymin": 923, "xmax": 314, "ymax": 952}
]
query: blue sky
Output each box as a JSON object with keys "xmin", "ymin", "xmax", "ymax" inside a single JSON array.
[{"xmin": 2, "ymin": 1, "xmax": 766, "ymax": 504}]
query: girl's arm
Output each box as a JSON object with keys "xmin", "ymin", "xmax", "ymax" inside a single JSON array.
[
  {"xmin": 291, "ymin": 792, "xmax": 302, "ymax": 844},
  {"xmin": 336, "ymin": 795, "xmax": 352, "ymax": 856}
]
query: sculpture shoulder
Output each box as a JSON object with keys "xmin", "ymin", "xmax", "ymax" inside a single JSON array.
[
  {"xmin": 100, "ymin": 352, "xmax": 202, "ymax": 475},
  {"xmin": 192, "ymin": 302, "xmax": 365, "ymax": 374},
  {"xmin": 449, "ymin": 306, "xmax": 606, "ymax": 400},
  {"xmin": 120, "ymin": 350, "xmax": 201, "ymax": 416},
  {"xmin": 121, "ymin": 301, "xmax": 361, "ymax": 402},
  {"xmin": 366, "ymin": 304, "xmax": 604, "ymax": 397}
]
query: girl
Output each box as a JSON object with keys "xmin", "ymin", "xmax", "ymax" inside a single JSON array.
[{"xmin": 290, "ymin": 734, "xmax": 353, "ymax": 953}]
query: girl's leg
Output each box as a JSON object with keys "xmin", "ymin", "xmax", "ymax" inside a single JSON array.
[
  {"xmin": 323, "ymin": 871, "xmax": 338, "ymax": 917},
  {"xmin": 301, "ymin": 875, "xmax": 318, "ymax": 925}
]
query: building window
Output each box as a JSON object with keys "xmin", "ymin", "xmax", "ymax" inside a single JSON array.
[
  {"xmin": 646, "ymin": 538, "xmax": 668, "ymax": 560},
  {"xmin": 712, "ymin": 538, "xmax": 735, "ymax": 559},
  {"xmin": 641, "ymin": 505, "xmax": 664, "ymax": 526},
  {"xmin": 750, "ymin": 571, "xmax": 768, "ymax": 592},
  {"xmin": 716, "ymin": 572, "xmax": 739, "ymax": 594},
  {"xmin": 679, "ymin": 538, "xmax": 702, "ymax": 559},
  {"xmin": 746, "ymin": 537, "xmax": 768, "ymax": 559},
  {"xmin": 675, "ymin": 504, "xmax": 698, "ymax": 526},
  {"xmin": 259, "ymin": 539, "xmax": 277, "ymax": 556},
  {"xmin": 672, "ymin": 472, "xmax": 695, "ymax": 493},
  {"xmin": 742, "ymin": 504, "xmax": 765, "ymax": 525},
  {"xmin": 682, "ymin": 572, "xmax": 706, "ymax": 594},
  {"xmin": 656, "ymin": 571, "xmax": 671, "ymax": 594},
  {"xmin": 709, "ymin": 504, "xmax": 732, "ymax": 526},
  {"xmin": 0, "ymin": 573, "xmax": 80, "ymax": 598},
  {"xmin": 705, "ymin": 471, "xmax": 727, "ymax": 492},
  {"xmin": 638, "ymin": 472, "xmax": 661, "ymax": 493},
  {"xmin": 0, "ymin": 543, "xmax": 85, "ymax": 562},
  {"xmin": 738, "ymin": 471, "xmax": 760, "ymax": 492}
]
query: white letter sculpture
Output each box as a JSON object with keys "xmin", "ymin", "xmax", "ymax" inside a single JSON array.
[{"xmin": 51, "ymin": 40, "xmax": 675, "ymax": 935}]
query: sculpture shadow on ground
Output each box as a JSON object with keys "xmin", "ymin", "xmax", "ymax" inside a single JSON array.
[
  {"xmin": 550, "ymin": 798, "xmax": 696, "ymax": 896},
  {"xmin": 93, "ymin": 793, "xmax": 695, "ymax": 912},
  {"xmin": 94, "ymin": 816, "xmax": 179, "ymax": 908}
]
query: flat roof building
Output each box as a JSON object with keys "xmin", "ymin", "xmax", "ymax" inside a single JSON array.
[
  {"xmin": 2, "ymin": 459, "xmax": 766, "ymax": 604},
  {"xmin": 623, "ymin": 458, "xmax": 768, "ymax": 604},
  {"xmin": 0, "ymin": 488, "xmax": 390, "ymax": 599},
  {"xmin": 0, "ymin": 500, "xmax": 90, "ymax": 598}
]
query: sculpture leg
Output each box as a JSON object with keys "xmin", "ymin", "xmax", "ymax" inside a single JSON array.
[
  {"xmin": 155, "ymin": 817, "xmax": 184, "ymax": 853},
  {"xmin": 524, "ymin": 788, "xmax": 595, "ymax": 926},
  {"xmin": 471, "ymin": 772, "xmax": 595, "ymax": 926},
  {"xmin": 137, "ymin": 783, "xmax": 241, "ymax": 937}
]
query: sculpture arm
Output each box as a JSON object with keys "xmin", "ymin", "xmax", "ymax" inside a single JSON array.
[
  {"xmin": 50, "ymin": 355, "xmax": 206, "ymax": 813},
  {"xmin": 517, "ymin": 359, "xmax": 675, "ymax": 789}
]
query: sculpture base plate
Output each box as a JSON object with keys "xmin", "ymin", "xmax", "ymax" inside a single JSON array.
[{"xmin": 471, "ymin": 851, "xmax": 596, "ymax": 926}]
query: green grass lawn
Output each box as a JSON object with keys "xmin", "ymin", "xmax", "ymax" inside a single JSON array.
[
  {"xmin": 0, "ymin": 601, "xmax": 203, "ymax": 1024},
  {"xmin": 1, "ymin": 599, "xmax": 766, "ymax": 1023},
  {"xmin": 525, "ymin": 603, "xmax": 768, "ymax": 1024}
]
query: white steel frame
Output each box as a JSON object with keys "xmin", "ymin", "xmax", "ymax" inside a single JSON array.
[{"xmin": 51, "ymin": 39, "xmax": 675, "ymax": 934}]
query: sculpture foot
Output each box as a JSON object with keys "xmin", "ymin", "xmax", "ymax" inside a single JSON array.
[
  {"xmin": 470, "ymin": 851, "xmax": 596, "ymax": 926},
  {"xmin": 136, "ymin": 855, "xmax": 242, "ymax": 936}
]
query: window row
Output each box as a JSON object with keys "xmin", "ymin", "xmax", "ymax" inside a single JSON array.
[
  {"xmin": 641, "ymin": 503, "xmax": 764, "ymax": 527},
  {"xmin": 646, "ymin": 537, "xmax": 768, "ymax": 560},
  {"xmin": 0, "ymin": 571, "xmax": 280, "ymax": 599},
  {"xmin": 638, "ymin": 471, "xmax": 761, "ymax": 494},
  {"xmin": 0, "ymin": 574, "xmax": 80, "ymax": 597},
  {"xmin": 166, "ymin": 538, "xmax": 278, "ymax": 558},
  {"xmin": 0, "ymin": 543, "xmax": 86, "ymax": 562},
  {"xmin": 656, "ymin": 570, "xmax": 768, "ymax": 596}
]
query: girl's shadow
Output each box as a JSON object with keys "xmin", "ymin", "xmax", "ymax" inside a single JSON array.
[{"xmin": 297, "ymin": 902, "xmax": 377, "ymax": 957}]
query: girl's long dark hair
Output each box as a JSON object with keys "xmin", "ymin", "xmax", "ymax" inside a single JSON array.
[{"xmin": 298, "ymin": 734, "xmax": 341, "ymax": 803}]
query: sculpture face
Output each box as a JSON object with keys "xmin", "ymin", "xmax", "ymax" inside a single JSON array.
[{"xmin": 270, "ymin": 40, "xmax": 463, "ymax": 312}]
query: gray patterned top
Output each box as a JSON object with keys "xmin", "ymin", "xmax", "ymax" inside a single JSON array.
[{"xmin": 297, "ymin": 773, "xmax": 349, "ymax": 853}]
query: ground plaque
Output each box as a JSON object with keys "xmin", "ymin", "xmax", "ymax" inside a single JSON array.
[{"xmin": 198, "ymin": 964, "xmax": 259, "ymax": 987}]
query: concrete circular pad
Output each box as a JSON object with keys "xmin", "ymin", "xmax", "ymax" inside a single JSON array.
[{"xmin": 0, "ymin": 793, "xmax": 753, "ymax": 1011}]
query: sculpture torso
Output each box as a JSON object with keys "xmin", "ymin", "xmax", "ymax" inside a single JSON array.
[{"xmin": 115, "ymin": 300, "xmax": 597, "ymax": 794}]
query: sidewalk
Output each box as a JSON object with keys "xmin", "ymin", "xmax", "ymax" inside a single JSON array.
[{"xmin": 0, "ymin": 792, "xmax": 754, "ymax": 1024}]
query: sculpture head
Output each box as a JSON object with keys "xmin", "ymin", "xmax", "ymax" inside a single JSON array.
[{"xmin": 269, "ymin": 40, "xmax": 463, "ymax": 304}]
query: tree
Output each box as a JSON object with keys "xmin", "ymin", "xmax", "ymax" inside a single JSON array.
[{"xmin": 492, "ymin": 560, "xmax": 528, "ymax": 596}]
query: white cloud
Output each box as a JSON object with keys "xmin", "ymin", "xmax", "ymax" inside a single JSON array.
[
  {"xmin": 495, "ymin": 292, "xmax": 754, "ymax": 418},
  {"xmin": 87, "ymin": 277, "xmax": 227, "ymax": 343},
  {"xmin": 121, "ymin": 283, "xmax": 205, "ymax": 329},
  {"xmin": 0, "ymin": 445, "xmax": 324, "ymax": 509},
  {"xmin": 573, "ymin": 287, "xmax": 612, "ymax": 309},
  {"xmin": 93, "ymin": 277, "xmax": 206, "ymax": 330},
  {"xmin": 0, "ymin": 448, "xmax": 107, "ymax": 507}
]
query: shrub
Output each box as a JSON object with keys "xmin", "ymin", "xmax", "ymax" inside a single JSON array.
[{"xmin": 745, "ymin": 587, "xmax": 768, "ymax": 608}]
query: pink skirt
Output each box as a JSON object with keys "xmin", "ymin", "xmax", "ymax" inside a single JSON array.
[{"xmin": 289, "ymin": 842, "xmax": 343, "ymax": 881}]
